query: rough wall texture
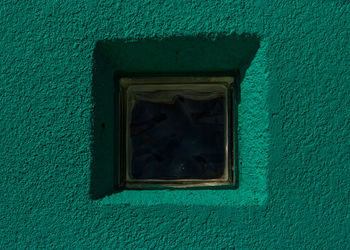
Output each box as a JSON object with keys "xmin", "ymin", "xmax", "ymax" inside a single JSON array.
[{"xmin": 0, "ymin": 0, "xmax": 349, "ymax": 248}]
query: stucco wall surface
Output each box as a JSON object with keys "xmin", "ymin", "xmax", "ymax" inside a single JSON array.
[{"xmin": 0, "ymin": 0, "xmax": 349, "ymax": 248}]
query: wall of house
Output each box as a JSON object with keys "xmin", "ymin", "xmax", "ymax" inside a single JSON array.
[{"xmin": 1, "ymin": 0, "xmax": 349, "ymax": 248}]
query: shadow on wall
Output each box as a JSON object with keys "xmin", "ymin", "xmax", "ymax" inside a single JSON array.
[{"xmin": 90, "ymin": 34, "xmax": 260, "ymax": 199}]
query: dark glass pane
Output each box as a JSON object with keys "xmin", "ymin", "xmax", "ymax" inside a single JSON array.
[{"xmin": 129, "ymin": 94, "xmax": 226, "ymax": 179}]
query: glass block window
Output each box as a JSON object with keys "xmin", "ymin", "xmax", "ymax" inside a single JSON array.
[{"xmin": 117, "ymin": 76, "xmax": 235, "ymax": 188}]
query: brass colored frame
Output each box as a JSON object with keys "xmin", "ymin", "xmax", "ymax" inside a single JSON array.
[{"xmin": 118, "ymin": 76, "xmax": 235, "ymax": 188}]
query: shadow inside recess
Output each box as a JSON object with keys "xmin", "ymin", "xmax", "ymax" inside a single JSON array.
[{"xmin": 90, "ymin": 33, "xmax": 260, "ymax": 199}]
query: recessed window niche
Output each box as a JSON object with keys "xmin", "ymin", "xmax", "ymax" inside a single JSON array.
[{"xmin": 90, "ymin": 34, "xmax": 260, "ymax": 199}]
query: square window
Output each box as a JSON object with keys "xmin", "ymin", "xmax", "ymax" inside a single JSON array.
[{"xmin": 117, "ymin": 76, "xmax": 235, "ymax": 188}]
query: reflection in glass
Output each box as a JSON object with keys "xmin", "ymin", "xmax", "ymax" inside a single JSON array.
[{"xmin": 130, "ymin": 95, "xmax": 225, "ymax": 179}]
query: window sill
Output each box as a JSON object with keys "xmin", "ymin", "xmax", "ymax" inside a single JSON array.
[{"xmin": 97, "ymin": 172, "xmax": 267, "ymax": 207}]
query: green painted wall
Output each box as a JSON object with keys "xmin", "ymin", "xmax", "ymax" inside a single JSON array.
[{"xmin": 1, "ymin": 0, "xmax": 349, "ymax": 248}]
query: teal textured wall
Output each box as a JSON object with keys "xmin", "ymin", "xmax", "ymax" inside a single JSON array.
[{"xmin": 1, "ymin": 0, "xmax": 349, "ymax": 248}]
